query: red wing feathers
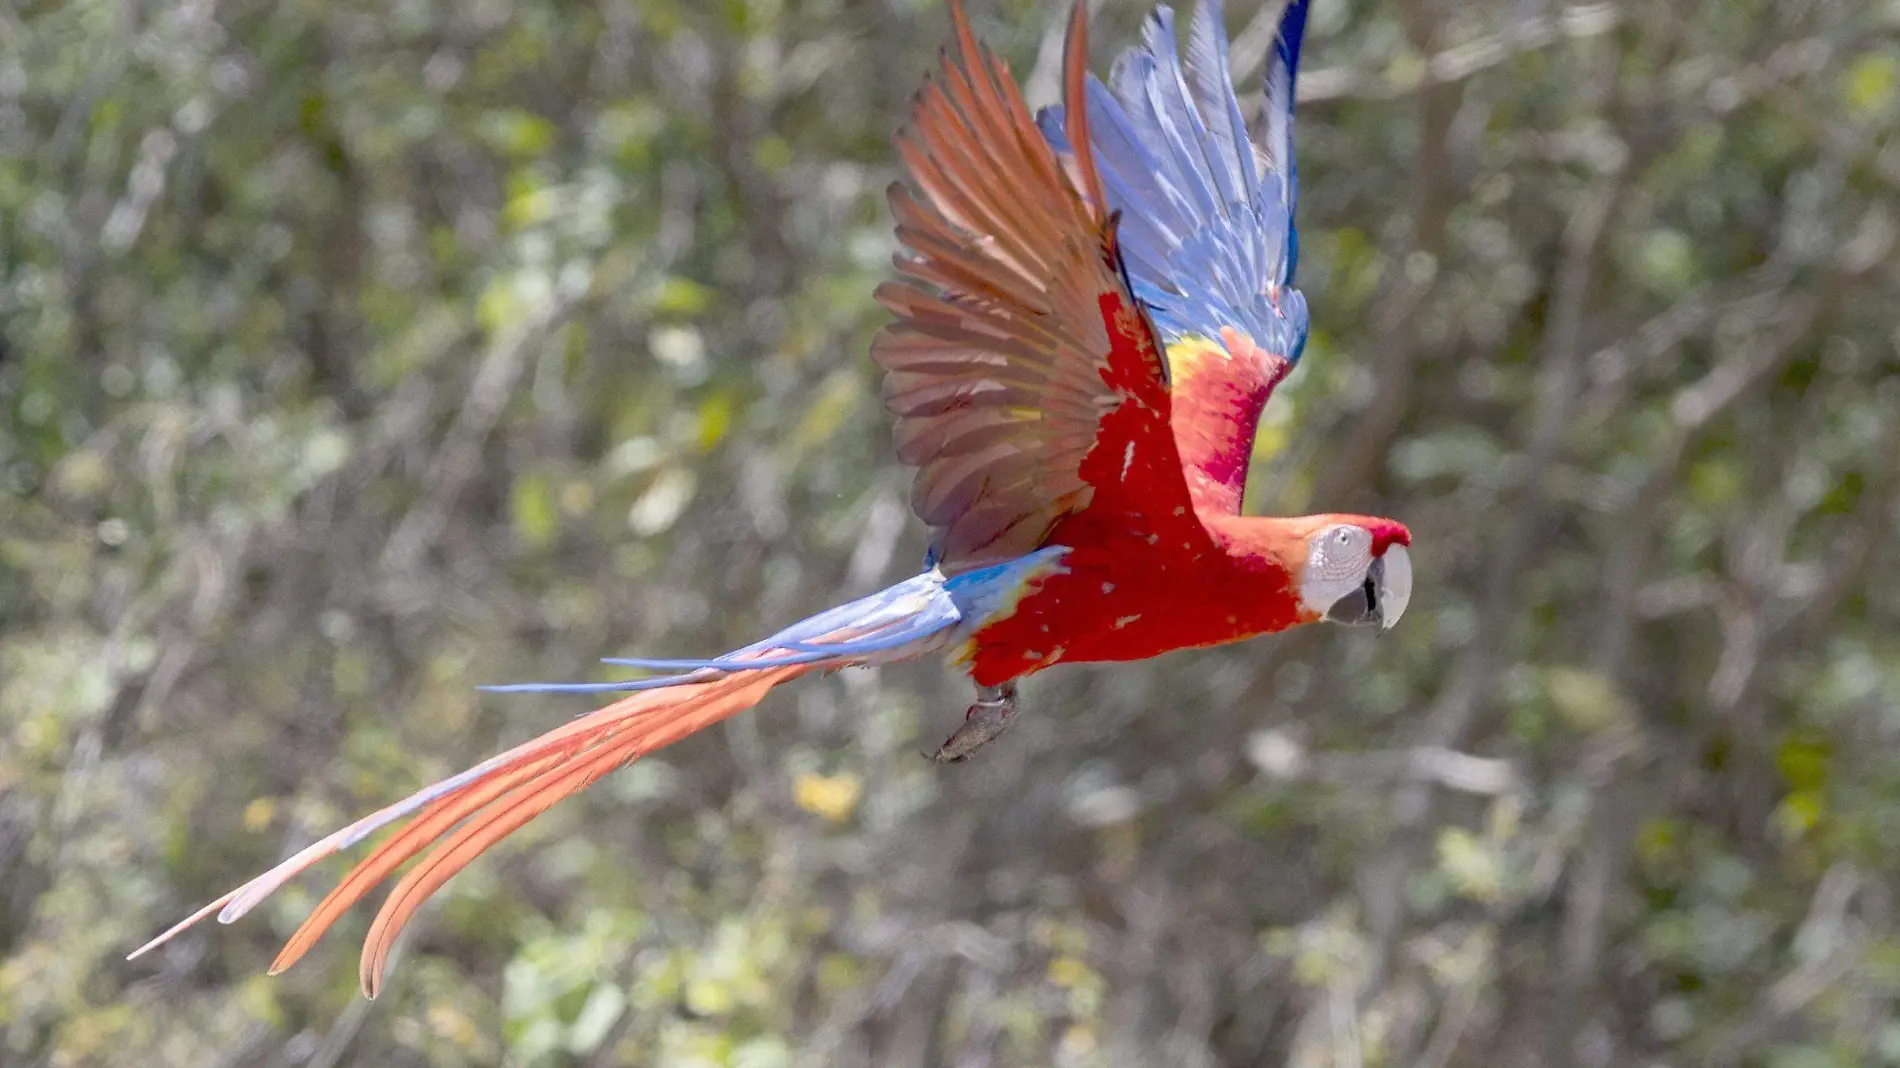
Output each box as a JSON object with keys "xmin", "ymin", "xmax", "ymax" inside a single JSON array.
[{"xmin": 874, "ymin": 0, "xmax": 1193, "ymax": 575}]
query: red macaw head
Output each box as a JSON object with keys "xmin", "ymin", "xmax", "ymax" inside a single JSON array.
[
  {"xmin": 1293, "ymin": 516, "xmax": 1412, "ymax": 630},
  {"xmin": 1205, "ymin": 513, "xmax": 1414, "ymax": 631},
  {"xmin": 1208, "ymin": 512, "xmax": 1413, "ymax": 631}
]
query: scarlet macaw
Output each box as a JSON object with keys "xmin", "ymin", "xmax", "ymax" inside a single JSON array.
[{"xmin": 132, "ymin": 0, "xmax": 1411, "ymax": 996}]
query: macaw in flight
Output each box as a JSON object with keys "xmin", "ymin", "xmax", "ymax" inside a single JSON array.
[{"xmin": 132, "ymin": 0, "xmax": 1411, "ymax": 996}]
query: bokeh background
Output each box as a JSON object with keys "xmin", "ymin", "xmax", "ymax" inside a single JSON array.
[{"xmin": 5, "ymin": 0, "xmax": 1900, "ymax": 1064}]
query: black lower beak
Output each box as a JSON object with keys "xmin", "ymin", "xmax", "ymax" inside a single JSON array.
[{"xmin": 1326, "ymin": 558, "xmax": 1384, "ymax": 627}]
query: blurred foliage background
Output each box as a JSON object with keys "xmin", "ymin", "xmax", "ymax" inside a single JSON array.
[{"xmin": 4, "ymin": 0, "xmax": 1900, "ymax": 1064}]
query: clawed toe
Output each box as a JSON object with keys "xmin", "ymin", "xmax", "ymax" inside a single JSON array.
[{"xmin": 927, "ymin": 682, "xmax": 1019, "ymax": 764}]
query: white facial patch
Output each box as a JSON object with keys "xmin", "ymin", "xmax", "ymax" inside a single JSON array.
[{"xmin": 1299, "ymin": 525, "xmax": 1374, "ymax": 614}]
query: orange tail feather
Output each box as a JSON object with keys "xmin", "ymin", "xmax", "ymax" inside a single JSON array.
[
  {"xmin": 353, "ymin": 666, "xmax": 795, "ymax": 996},
  {"xmin": 265, "ymin": 750, "xmax": 566, "ymax": 976},
  {"xmin": 135, "ymin": 663, "xmax": 810, "ymax": 994}
]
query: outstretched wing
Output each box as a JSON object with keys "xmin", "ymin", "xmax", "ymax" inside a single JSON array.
[
  {"xmin": 1039, "ymin": 0, "xmax": 1312, "ymax": 516},
  {"xmin": 874, "ymin": 0, "xmax": 1196, "ymax": 575}
]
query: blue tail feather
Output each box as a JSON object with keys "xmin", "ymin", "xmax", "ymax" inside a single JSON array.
[
  {"xmin": 479, "ymin": 572, "xmax": 967, "ymax": 696},
  {"xmin": 478, "ymin": 675, "xmax": 710, "ymax": 695}
]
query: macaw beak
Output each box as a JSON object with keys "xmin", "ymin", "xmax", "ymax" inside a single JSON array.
[
  {"xmin": 1324, "ymin": 544, "xmax": 1413, "ymax": 630},
  {"xmin": 1377, "ymin": 544, "xmax": 1412, "ymax": 630}
]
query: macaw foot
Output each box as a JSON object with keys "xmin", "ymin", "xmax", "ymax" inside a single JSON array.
[{"xmin": 928, "ymin": 681, "xmax": 1019, "ymax": 764}]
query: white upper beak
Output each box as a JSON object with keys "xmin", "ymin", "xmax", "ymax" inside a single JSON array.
[{"xmin": 1379, "ymin": 544, "xmax": 1413, "ymax": 630}]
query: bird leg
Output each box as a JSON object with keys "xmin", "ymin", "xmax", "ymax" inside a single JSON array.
[{"xmin": 928, "ymin": 681, "xmax": 1019, "ymax": 764}]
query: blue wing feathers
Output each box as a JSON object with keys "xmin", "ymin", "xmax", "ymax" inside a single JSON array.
[
  {"xmin": 1184, "ymin": 0, "xmax": 1258, "ymax": 210},
  {"xmin": 1038, "ymin": 0, "xmax": 1310, "ymax": 362},
  {"xmin": 1264, "ymin": 1, "xmax": 1307, "ymax": 283},
  {"xmin": 1141, "ymin": 10, "xmax": 1232, "ymax": 223}
]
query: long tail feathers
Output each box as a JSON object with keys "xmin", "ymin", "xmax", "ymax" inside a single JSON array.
[{"xmin": 128, "ymin": 575, "xmax": 961, "ymax": 998}]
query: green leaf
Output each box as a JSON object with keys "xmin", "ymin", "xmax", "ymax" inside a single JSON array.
[
  {"xmin": 1545, "ymin": 666, "xmax": 1634, "ymax": 733},
  {"xmin": 481, "ymin": 108, "xmax": 559, "ymax": 159},
  {"xmin": 1842, "ymin": 51, "xmax": 1900, "ymax": 121},
  {"xmin": 654, "ymin": 277, "xmax": 715, "ymax": 317},
  {"xmin": 512, "ymin": 471, "xmax": 559, "ymax": 549}
]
